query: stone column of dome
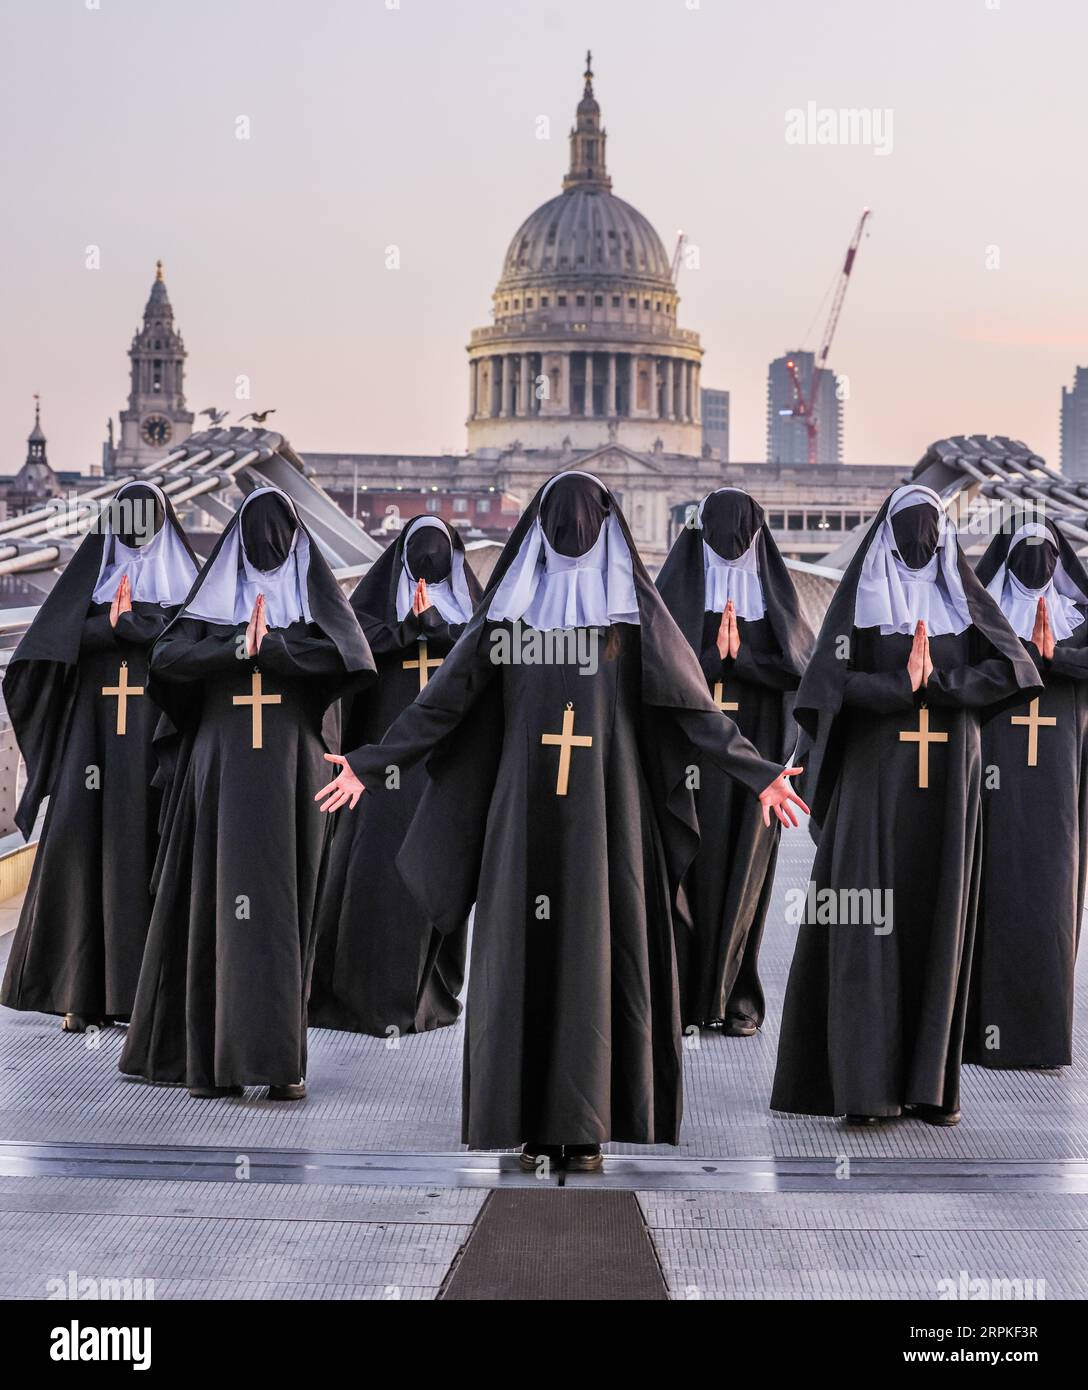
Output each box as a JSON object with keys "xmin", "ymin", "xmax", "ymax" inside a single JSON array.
[
  {"xmin": 665, "ymin": 359, "xmax": 675, "ymax": 420},
  {"xmin": 518, "ymin": 355, "xmax": 529, "ymax": 418},
  {"xmin": 584, "ymin": 354, "xmax": 594, "ymax": 417},
  {"xmin": 607, "ymin": 354, "xmax": 617, "ymax": 416},
  {"xmin": 501, "ymin": 355, "xmax": 514, "ymax": 417}
]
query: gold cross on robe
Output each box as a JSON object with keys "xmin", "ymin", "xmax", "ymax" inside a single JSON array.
[
  {"xmin": 712, "ymin": 680, "xmax": 739, "ymax": 712},
  {"xmin": 1010, "ymin": 697, "xmax": 1057, "ymax": 767},
  {"xmin": 899, "ymin": 705, "xmax": 948, "ymax": 789},
  {"xmin": 101, "ymin": 661, "xmax": 144, "ymax": 736},
  {"xmin": 403, "ymin": 639, "xmax": 444, "ymax": 693},
  {"xmin": 232, "ymin": 669, "xmax": 282, "ymax": 749},
  {"xmin": 540, "ymin": 702, "xmax": 593, "ymax": 797}
]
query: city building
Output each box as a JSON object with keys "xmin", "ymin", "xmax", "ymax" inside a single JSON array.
[
  {"xmin": 701, "ymin": 387, "xmax": 729, "ymax": 461},
  {"xmin": 103, "ymin": 261, "xmax": 194, "ymax": 475},
  {"xmin": 0, "ymin": 397, "xmax": 70, "ymax": 521},
  {"xmin": 1060, "ymin": 366, "xmax": 1088, "ymax": 480},
  {"xmin": 465, "ymin": 53, "xmax": 703, "ymax": 459},
  {"xmin": 766, "ymin": 349, "xmax": 842, "ymax": 465},
  {"xmin": 80, "ymin": 60, "xmax": 895, "ymax": 571}
]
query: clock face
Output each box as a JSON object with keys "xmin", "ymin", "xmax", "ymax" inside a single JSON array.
[{"xmin": 141, "ymin": 415, "xmax": 172, "ymax": 447}]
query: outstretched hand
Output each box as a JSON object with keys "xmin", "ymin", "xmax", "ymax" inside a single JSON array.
[
  {"xmin": 315, "ymin": 752, "xmax": 365, "ymax": 812},
  {"xmin": 758, "ymin": 766, "xmax": 809, "ymax": 829}
]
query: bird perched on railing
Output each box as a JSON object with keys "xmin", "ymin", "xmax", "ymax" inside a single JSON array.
[
  {"xmin": 241, "ymin": 409, "xmax": 276, "ymax": 424},
  {"xmin": 199, "ymin": 407, "xmax": 230, "ymax": 425}
]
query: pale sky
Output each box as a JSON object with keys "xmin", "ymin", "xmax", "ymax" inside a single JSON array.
[{"xmin": 2, "ymin": 0, "xmax": 1085, "ymax": 474}]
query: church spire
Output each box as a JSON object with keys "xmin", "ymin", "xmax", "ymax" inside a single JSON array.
[
  {"xmin": 14, "ymin": 392, "xmax": 61, "ymax": 503},
  {"xmin": 27, "ymin": 394, "xmax": 46, "ymax": 458},
  {"xmin": 563, "ymin": 50, "xmax": 611, "ymax": 194},
  {"xmin": 145, "ymin": 258, "xmax": 172, "ymax": 319}
]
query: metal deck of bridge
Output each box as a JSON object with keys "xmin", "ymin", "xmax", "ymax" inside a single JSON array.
[{"xmin": 1, "ymin": 832, "xmax": 1085, "ymax": 1300}]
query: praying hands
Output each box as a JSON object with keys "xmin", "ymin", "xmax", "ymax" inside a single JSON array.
[
  {"xmin": 1031, "ymin": 596, "xmax": 1056, "ymax": 660},
  {"xmin": 716, "ymin": 599, "xmax": 741, "ymax": 660},
  {"xmin": 411, "ymin": 577, "xmax": 432, "ymax": 616},
  {"xmin": 109, "ymin": 574, "xmax": 133, "ymax": 628},
  {"xmin": 906, "ymin": 619, "xmax": 933, "ymax": 691},
  {"xmin": 245, "ymin": 593, "xmax": 269, "ymax": 657}
]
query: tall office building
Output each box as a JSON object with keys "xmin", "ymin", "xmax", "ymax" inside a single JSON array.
[
  {"xmin": 700, "ymin": 387, "xmax": 729, "ymax": 461},
  {"xmin": 1061, "ymin": 367, "xmax": 1088, "ymax": 480},
  {"xmin": 766, "ymin": 350, "xmax": 842, "ymax": 465}
]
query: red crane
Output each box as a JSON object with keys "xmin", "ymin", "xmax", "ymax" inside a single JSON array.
[{"xmin": 782, "ymin": 208, "xmax": 872, "ymax": 465}]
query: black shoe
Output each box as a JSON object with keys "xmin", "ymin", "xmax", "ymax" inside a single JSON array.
[
  {"xmin": 721, "ymin": 1015, "xmax": 759, "ymax": 1037},
  {"xmin": 905, "ymin": 1103, "xmax": 960, "ymax": 1127},
  {"xmin": 267, "ymin": 1082, "xmax": 307, "ymax": 1101},
  {"xmin": 188, "ymin": 1084, "xmax": 244, "ymax": 1099},
  {"xmin": 519, "ymin": 1143, "xmax": 562, "ymax": 1172},
  {"xmin": 61, "ymin": 1013, "xmax": 108, "ymax": 1033},
  {"xmin": 564, "ymin": 1144, "xmax": 604, "ymax": 1172},
  {"xmin": 844, "ymin": 1114, "xmax": 882, "ymax": 1127}
]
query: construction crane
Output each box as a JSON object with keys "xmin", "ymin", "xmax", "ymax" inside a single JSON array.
[
  {"xmin": 782, "ymin": 207, "xmax": 871, "ymax": 465},
  {"xmin": 670, "ymin": 230, "xmax": 686, "ymax": 285}
]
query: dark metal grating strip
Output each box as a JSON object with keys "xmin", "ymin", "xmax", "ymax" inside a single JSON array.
[{"xmin": 440, "ymin": 1189, "xmax": 668, "ymax": 1301}]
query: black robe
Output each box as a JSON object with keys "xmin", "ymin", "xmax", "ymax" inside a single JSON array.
[
  {"xmin": 309, "ymin": 520, "xmax": 481, "ymax": 1037},
  {"xmin": 1, "ymin": 602, "xmax": 176, "ymax": 1020},
  {"xmin": 656, "ymin": 506, "xmax": 813, "ymax": 1029},
  {"xmin": 965, "ymin": 525, "xmax": 1088, "ymax": 1069},
  {"xmin": 1, "ymin": 491, "xmax": 196, "ymax": 1022},
  {"xmin": 119, "ymin": 502, "xmax": 374, "ymax": 1088},
  {"xmin": 342, "ymin": 485, "xmax": 783, "ymax": 1149},
  {"xmin": 771, "ymin": 499, "xmax": 1040, "ymax": 1118}
]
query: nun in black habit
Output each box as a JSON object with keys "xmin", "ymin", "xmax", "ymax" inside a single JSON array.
[
  {"xmin": 119, "ymin": 487, "xmax": 374, "ymax": 1099},
  {"xmin": 771, "ymin": 484, "xmax": 1039, "ymax": 1126},
  {"xmin": 965, "ymin": 513, "xmax": 1088, "ymax": 1070},
  {"xmin": 657, "ymin": 488, "xmax": 814, "ymax": 1034},
  {"xmin": 1, "ymin": 482, "xmax": 198, "ymax": 1030},
  {"xmin": 309, "ymin": 515, "xmax": 481, "ymax": 1037},
  {"xmin": 316, "ymin": 472, "xmax": 806, "ymax": 1169}
]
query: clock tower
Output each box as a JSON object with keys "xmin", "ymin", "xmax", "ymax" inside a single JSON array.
[{"xmin": 108, "ymin": 260, "xmax": 194, "ymax": 474}]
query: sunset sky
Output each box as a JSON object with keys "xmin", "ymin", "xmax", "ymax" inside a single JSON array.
[{"xmin": 2, "ymin": 0, "xmax": 1085, "ymax": 473}]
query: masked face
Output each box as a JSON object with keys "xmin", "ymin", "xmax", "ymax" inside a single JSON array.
[
  {"xmin": 540, "ymin": 475, "xmax": 610, "ymax": 558},
  {"xmin": 701, "ymin": 490, "xmax": 762, "ymax": 561},
  {"xmin": 406, "ymin": 525, "xmax": 453, "ymax": 583},
  {"xmin": 241, "ymin": 493, "xmax": 297, "ymax": 572},
  {"xmin": 891, "ymin": 502, "xmax": 941, "ymax": 570},
  {"xmin": 114, "ymin": 485, "xmax": 165, "ymax": 548},
  {"xmin": 1009, "ymin": 536, "xmax": 1058, "ymax": 590}
]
